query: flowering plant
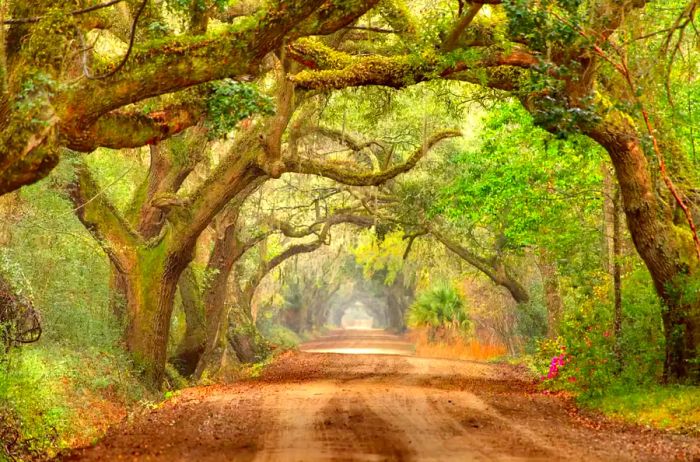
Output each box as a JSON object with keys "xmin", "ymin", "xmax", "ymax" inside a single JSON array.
[{"xmin": 546, "ymin": 349, "xmax": 567, "ymax": 380}]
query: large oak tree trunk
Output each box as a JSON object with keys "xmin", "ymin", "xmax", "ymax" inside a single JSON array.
[
  {"xmin": 587, "ymin": 119, "xmax": 700, "ymax": 382},
  {"xmin": 194, "ymin": 216, "xmax": 242, "ymax": 380},
  {"xmin": 119, "ymin": 243, "xmax": 192, "ymax": 387}
]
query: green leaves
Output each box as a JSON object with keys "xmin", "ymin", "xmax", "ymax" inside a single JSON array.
[
  {"xmin": 503, "ymin": 0, "xmax": 582, "ymax": 53},
  {"xmin": 353, "ymin": 230, "xmax": 407, "ymax": 286},
  {"xmin": 205, "ymin": 80, "xmax": 275, "ymax": 139},
  {"xmin": 407, "ymin": 281, "xmax": 472, "ymax": 335},
  {"xmin": 432, "ymin": 101, "xmax": 603, "ymax": 260}
]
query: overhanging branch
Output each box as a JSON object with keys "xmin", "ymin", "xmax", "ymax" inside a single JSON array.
[{"xmin": 284, "ymin": 130, "xmax": 461, "ymax": 186}]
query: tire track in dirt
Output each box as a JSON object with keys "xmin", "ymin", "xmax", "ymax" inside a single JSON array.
[
  {"xmin": 314, "ymin": 394, "xmax": 415, "ymax": 461},
  {"xmin": 62, "ymin": 330, "xmax": 700, "ymax": 462}
]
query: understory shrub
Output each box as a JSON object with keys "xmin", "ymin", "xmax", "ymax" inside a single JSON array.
[
  {"xmin": 536, "ymin": 269, "xmax": 664, "ymax": 399},
  {"xmin": 0, "ymin": 177, "xmax": 148, "ymax": 461},
  {"xmin": 407, "ymin": 281, "xmax": 472, "ymax": 342},
  {"xmin": 533, "ymin": 268, "xmax": 664, "ymax": 397}
]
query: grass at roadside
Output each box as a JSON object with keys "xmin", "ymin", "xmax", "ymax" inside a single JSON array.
[
  {"xmin": 512, "ymin": 354, "xmax": 700, "ymax": 435},
  {"xmin": 407, "ymin": 328, "xmax": 507, "ymax": 361},
  {"xmin": 1, "ymin": 344, "xmax": 149, "ymax": 461},
  {"xmin": 578, "ymin": 383, "xmax": 700, "ymax": 434}
]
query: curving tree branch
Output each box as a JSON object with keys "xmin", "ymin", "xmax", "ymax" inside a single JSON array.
[{"xmin": 284, "ymin": 129, "xmax": 462, "ymax": 186}]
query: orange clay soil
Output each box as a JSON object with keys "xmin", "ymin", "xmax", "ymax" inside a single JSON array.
[{"xmin": 62, "ymin": 330, "xmax": 700, "ymax": 461}]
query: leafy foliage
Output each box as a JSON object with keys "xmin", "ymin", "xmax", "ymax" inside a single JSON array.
[
  {"xmin": 206, "ymin": 80, "xmax": 275, "ymax": 138},
  {"xmin": 407, "ymin": 282, "xmax": 472, "ymax": 338},
  {"xmin": 533, "ymin": 268, "xmax": 664, "ymax": 397},
  {"xmin": 434, "ymin": 101, "xmax": 604, "ymax": 258},
  {"xmin": 0, "ymin": 165, "xmax": 147, "ymax": 460},
  {"xmin": 353, "ymin": 230, "xmax": 407, "ymax": 285}
]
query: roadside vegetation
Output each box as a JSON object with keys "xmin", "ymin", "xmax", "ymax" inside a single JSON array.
[{"xmin": 2, "ymin": 0, "xmax": 700, "ymax": 460}]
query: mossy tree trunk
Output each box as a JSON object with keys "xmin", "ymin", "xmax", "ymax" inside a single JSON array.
[
  {"xmin": 69, "ymin": 134, "xmax": 265, "ymax": 387},
  {"xmin": 386, "ymin": 272, "xmax": 413, "ymax": 333},
  {"xmin": 122, "ymin": 242, "xmax": 191, "ymax": 385},
  {"xmin": 586, "ymin": 117, "xmax": 700, "ymax": 382},
  {"xmin": 194, "ymin": 198, "xmax": 267, "ymax": 379},
  {"xmin": 227, "ymin": 279, "xmax": 271, "ymax": 364},
  {"xmin": 172, "ymin": 266, "xmax": 207, "ymax": 376}
]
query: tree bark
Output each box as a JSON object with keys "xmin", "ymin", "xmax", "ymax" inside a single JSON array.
[
  {"xmin": 227, "ymin": 283, "xmax": 270, "ymax": 364},
  {"xmin": 386, "ymin": 273, "xmax": 411, "ymax": 333},
  {"xmin": 121, "ymin": 244, "xmax": 191, "ymax": 387},
  {"xmin": 194, "ymin": 206, "xmax": 247, "ymax": 379},
  {"xmin": 172, "ymin": 266, "xmax": 206, "ymax": 376},
  {"xmin": 587, "ymin": 117, "xmax": 700, "ymax": 382},
  {"xmin": 108, "ymin": 264, "xmax": 129, "ymax": 322},
  {"xmin": 612, "ymin": 184, "xmax": 623, "ymax": 364},
  {"xmin": 68, "ymin": 141, "xmax": 262, "ymax": 386}
]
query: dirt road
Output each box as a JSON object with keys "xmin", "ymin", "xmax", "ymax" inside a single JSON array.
[{"xmin": 64, "ymin": 330, "xmax": 700, "ymax": 461}]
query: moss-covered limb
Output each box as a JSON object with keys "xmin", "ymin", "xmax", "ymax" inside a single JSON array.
[
  {"xmin": 290, "ymin": 0, "xmax": 381, "ymax": 39},
  {"xmin": 266, "ymin": 211, "xmax": 374, "ymax": 240},
  {"xmin": 242, "ymin": 214, "xmax": 373, "ymax": 302},
  {"xmin": 0, "ymin": 83, "xmax": 61, "ymax": 194},
  {"xmin": 293, "ymin": 54, "xmax": 423, "ymax": 90},
  {"xmin": 242, "ymin": 239, "xmax": 325, "ymax": 308},
  {"xmin": 264, "ymin": 213, "xmax": 337, "ymax": 239},
  {"xmin": 284, "ymin": 129, "xmax": 461, "ymax": 186},
  {"xmin": 66, "ymin": 160, "xmax": 141, "ymax": 270},
  {"xmin": 128, "ymin": 133, "xmax": 210, "ymax": 239},
  {"xmin": 305, "ymin": 125, "xmax": 382, "ymax": 168},
  {"xmin": 169, "ymin": 130, "xmax": 265, "ymax": 253},
  {"xmin": 0, "ymin": 142, "xmax": 62, "ymax": 197},
  {"xmin": 1, "ymin": 2, "xmax": 377, "ymax": 196},
  {"xmin": 377, "ymin": 0, "xmax": 418, "ymax": 38},
  {"xmin": 289, "ymin": 38, "xmax": 535, "ymax": 91},
  {"xmin": 261, "ymin": 64, "xmax": 297, "ymax": 178},
  {"xmin": 60, "ymin": 0, "xmax": 370, "ymax": 123},
  {"xmin": 441, "ymin": 3, "xmax": 483, "ymax": 52},
  {"xmin": 287, "ymin": 38, "xmax": 356, "ymax": 70},
  {"xmin": 64, "ymin": 104, "xmax": 205, "ymax": 152},
  {"xmin": 444, "ymin": 65, "xmax": 525, "ymax": 91}
]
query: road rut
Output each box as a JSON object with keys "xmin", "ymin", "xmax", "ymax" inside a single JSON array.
[{"xmin": 63, "ymin": 330, "xmax": 700, "ymax": 461}]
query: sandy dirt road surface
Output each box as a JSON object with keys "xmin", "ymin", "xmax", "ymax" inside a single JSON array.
[{"xmin": 64, "ymin": 330, "xmax": 700, "ymax": 461}]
